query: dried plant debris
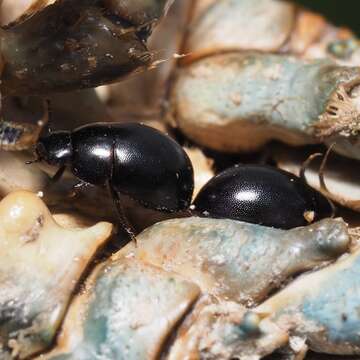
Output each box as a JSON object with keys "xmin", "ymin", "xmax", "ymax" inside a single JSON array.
[
  {"xmin": 0, "ymin": 1, "xmax": 358, "ymax": 360},
  {"xmin": 168, "ymin": 0, "xmax": 360, "ymax": 160},
  {"xmin": 169, "ymin": 52, "xmax": 360, "ymax": 160},
  {"xmin": 0, "ymin": 0, "xmax": 174, "ymax": 95},
  {"xmin": 182, "ymin": 0, "xmax": 359, "ymax": 65},
  {"xmin": 254, "ymin": 237, "xmax": 360, "ymax": 357},
  {"xmin": 0, "ymin": 191, "xmax": 112, "ymax": 359},
  {"xmin": 42, "ymin": 216, "xmax": 354, "ymax": 360},
  {"xmin": 40, "ymin": 257, "xmax": 200, "ymax": 360},
  {"xmin": 166, "ymin": 299, "xmax": 288, "ymax": 360},
  {"xmin": 119, "ymin": 217, "xmax": 350, "ymax": 306}
]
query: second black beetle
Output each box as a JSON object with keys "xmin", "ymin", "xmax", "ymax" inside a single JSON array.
[
  {"xmin": 193, "ymin": 164, "xmax": 334, "ymax": 229},
  {"xmin": 31, "ymin": 122, "xmax": 194, "ymax": 240}
]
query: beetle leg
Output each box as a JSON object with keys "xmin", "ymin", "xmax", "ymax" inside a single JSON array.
[
  {"xmin": 47, "ymin": 165, "xmax": 66, "ymax": 191},
  {"xmin": 50, "ymin": 166, "xmax": 66, "ymax": 184},
  {"xmin": 37, "ymin": 165, "xmax": 66, "ymax": 200},
  {"xmin": 108, "ymin": 182, "xmax": 137, "ymax": 245}
]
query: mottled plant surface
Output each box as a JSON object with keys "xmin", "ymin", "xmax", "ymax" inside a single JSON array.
[
  {"xmin": 0, "ymin": 1, "xmax": 359, "ymax": 360},
  {"xmin": 168, "ymin": 0, "xmax": 360, "ymax": 161},
  {"xmin": 256, "ymin": 244, "xmax": 360, "ymax": 356},
  {"xmin": 40, "ymin": 258, "xmax": 200, "ymax": 360},
  {"xmin": 0, "ymin": 191, "xmax": 112, "ymax": 359},
  {"xmin": 120, "ymin": 217, "xmax": 350, "ymax": 306},
  {"xmin": 0, "ymin": 0, "xmax": 173, "ymax": 95}
]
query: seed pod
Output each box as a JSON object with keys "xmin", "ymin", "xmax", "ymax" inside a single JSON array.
[
  {"xmin": 0, "ymin": 191, "xmax": 112, "ymax": 359},
  {"xmin": 41, "ymin": 258, "xmax": 200, "ymax": 360},
  {"xmin": 41, "ymin": 217, "xmax": 350, "ymax": 359},
  {"xmin": 0, "ymin": 0, "xmax": 173, "ymax": 95},
  {"xmin": 255, "ymin": 233, "xmax": 360, "ymax": 356},
  {"xmin": 168, "ymin": 0, "xmax": 360, "ymax": 160},
  {"xmin": 119, "ymin": 217, "xmax": 349, "ymax": 306}
]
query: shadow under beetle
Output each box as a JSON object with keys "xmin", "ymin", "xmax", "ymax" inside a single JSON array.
[
  {"xmin": 193, "ymin": 164, "xmax": 334, "ymax": 229},
  {"xmin": 30, "ymin": 122, "xmax": 194, "ymax": 241}
]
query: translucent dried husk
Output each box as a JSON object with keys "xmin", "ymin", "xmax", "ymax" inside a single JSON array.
[
  {"xmin": 42, "ymin": 217, "xmax": 353, "ymax": 359},
  {"xmin": 119, "ymin": 217, "xmax": 350, "ymax": 306},
  {"xmin": 168, "ymin": 0, "xmax": 360, "ymax": 161},
  {"xmin": 0, "ymin": 0, "xmax": 174, "ymax": 95},
  {"xmin": 0, "ymin": 191, "xmax": 113, "ymax": 359},
  {"xmin": 255, "ymin": 237, "xmax": 360, "ymax": 357},
  {"xmin": 40, "ymin": 258, "xmax": 200, "ymax": 360},
  {"xmin": 169, "ymin": 53, "xmax": 360, "ymax": 154}
]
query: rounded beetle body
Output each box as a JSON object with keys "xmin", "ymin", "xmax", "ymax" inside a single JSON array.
[
  {"xmin": 36, "ymin": 123, "xmax": 194, "ymax": 212},
  {"xmin": 193, "ymin": 165, "xmax": 333, "ymax": 229}
]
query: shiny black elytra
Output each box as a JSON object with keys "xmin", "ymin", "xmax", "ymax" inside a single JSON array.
[
  {"xmin": 32, "ymin": 122, "xmax": 194, "ymax": 240},
  {"xmin": 193, "ymin": 164, "xmax": 334, "ymax": 229}
]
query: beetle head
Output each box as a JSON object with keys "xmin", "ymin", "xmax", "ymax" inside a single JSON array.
[{"xmin": 35, "ymin": 131, "xmax": 72, "ymax": 166}]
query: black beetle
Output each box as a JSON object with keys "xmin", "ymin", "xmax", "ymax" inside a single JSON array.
[
  {"xmin": 29, "ymin": 122, "xmax": 194, "ymax": 240},
  {"xmin": 192, "ymin": 164, "xmax": 334, "ymax": 229}
]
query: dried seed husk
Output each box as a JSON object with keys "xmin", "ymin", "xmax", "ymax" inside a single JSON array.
[
  {"xmin": 183, "ymin": 0, "xmax": 359, "ymax": 66},
  {"xmin": 255, "ymin": 232, "xmax": 360, "ymax": 356},
  {"xmin": 0, "ymin": 1, "xmax": 153, "ymax": 95},
  {"xmin": 168, "ymin": 0, "xmax": 360, "ymax": 161},
  {"xmin": 169, "ymin": 52, "xmax": 360, "ymax": 158},
  {"xmin": 167, "ymin": 297, "xmax": 289, "ymax": 360},
  {"xmin": 118, "ymin": 217, "xmax": 350, "ymax": 306},
  {"xmin": 183, "ymin": 0, "xmax": 296, "ymax": 64},
  {"xmin": 40, "ymin": 257, "xmax": 200, "ymax": 360},
  {"xmin": 0, "ymin": 191, "xmax": 112, "ymax": 359}
]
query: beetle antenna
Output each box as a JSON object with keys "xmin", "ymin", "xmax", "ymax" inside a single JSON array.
[
  {"xmin": 318, "ymin": 143, "xmax": 337, "ymax": 217},
  {"xmin": 319, "ymin": 143, "xmax": 335, "ymax": 192},
  {"xmin": 108, "ymin": 182, "xmax": 138, "ymax": 246},
  {"xmin": 300, "ymin": 147, "xmax": 336, "ymax": 217},
  {"xmin": 300, "ymin": 152, "xmax": 323, "ymax": 184}
]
